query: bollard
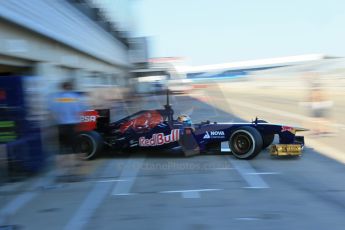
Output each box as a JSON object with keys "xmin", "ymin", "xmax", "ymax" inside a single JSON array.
[{"xmin": 0, "ymin": 144, "xmax": 8, "ymax": 183}]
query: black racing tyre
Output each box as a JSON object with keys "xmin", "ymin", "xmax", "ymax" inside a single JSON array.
[
  {"xmin": 262, "ymin": 134, "xmax": 274, "ymax": 149},
  {"xmin": 256, "ymin": 120, "xmax": 274, "ymax": 149},
  {"xmin": 229, "ymin": 126, "xmax": 263, "ymax": 159},
  {"xmin": 74, "ymin": 131, "xmax": 103, "ymax": 160}
]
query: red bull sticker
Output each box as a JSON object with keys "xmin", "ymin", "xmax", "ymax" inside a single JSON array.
[{"xmin": 139, "ymin": 129, "xmax": 180, "ymax": 147}]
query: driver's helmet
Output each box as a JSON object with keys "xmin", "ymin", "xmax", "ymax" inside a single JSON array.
[{"xmin": 177, "ymin": 114, "xmax": 192, "ymax": 126}]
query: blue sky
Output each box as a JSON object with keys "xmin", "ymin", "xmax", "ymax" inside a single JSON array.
[{"xmin": 100, "ymin": 0, "xmax": 345, "ymax": 65}]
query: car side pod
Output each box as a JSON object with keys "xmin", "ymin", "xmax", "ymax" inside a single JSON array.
[
  {"xmin": 269, "ymin": 144, "xmax": 303, "ymax": 156},
  {"xmin": 179, "ymin": 127, "xmax": 200, "ymax": 157}
]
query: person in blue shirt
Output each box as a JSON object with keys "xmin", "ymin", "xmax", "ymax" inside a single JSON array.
[{"xmin": 49, "ymin": 81, "xmax": 88, "ymax": 181}]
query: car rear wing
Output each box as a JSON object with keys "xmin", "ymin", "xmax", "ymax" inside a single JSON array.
[{"xmin": 78, "ymin": 109, "xmax": 110, "ymax": 132}]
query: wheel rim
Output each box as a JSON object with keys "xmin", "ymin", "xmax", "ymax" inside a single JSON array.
[
  {"xmin": 232, "ymin": 133, "xmax": 252, "ymax": 155},
  {"xmin": 80, "ymin": 138, "xmax": 92, "ymax": 153},
  {"xmin": 76, "ymin": 135, "xmax": 96, "ymax": 159}
]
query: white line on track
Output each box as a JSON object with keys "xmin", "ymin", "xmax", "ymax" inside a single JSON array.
[
  {"xmin": 246, "ymin": 172, "xmax": 280, "ymax": 175},
  {"xmin": 213, "ymin": 168, "xmax": 234, "ymax": 170},
  {"xmin": 64, "ymin": 160, "xmax": 119, "ymax": 230},
  {"xmin": 160, "ymin": 189, "xmax": 223, "ymax": 199},
  {"xmin": 227, "ymin": 158, "xmax": 269, "ymax": 189},
  {"xmin": 97, "ymin": 179, "xmax": 128, "ymax": 183},
  {"xmin": 112, "ymin": 193, "xmax": 137, "ymax": 196},
  {"xmin": 235, "ymin": 217, "xmax": 260, "ymax": 221},
  {"xmin": 159, "ymin": 189, "xmax": 222, "ymax": 193},
  {"xmin": 112, "ymin": 157, "xmax": 145, "ymax": 196}
]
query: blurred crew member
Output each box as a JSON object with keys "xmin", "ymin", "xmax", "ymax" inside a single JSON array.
[
  {"xmin": 49, "ymin": 81, "xmax": 87, "ymax": 180},
  {"xmin": 308, "ymin": 82, "xmax": 333, "ymax": 135}
]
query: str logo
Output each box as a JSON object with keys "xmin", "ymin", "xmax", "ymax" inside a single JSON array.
[
  {"xmin": 139, "ymin": 129, "xmax": 180, "ymax": 147},
  {"xmin": 81, "ymin": 116, "xmax": 97, "ymax": 122},
  {"xmin": 203, "ymin": 131, "xmax": 225, "ymax": 139}
]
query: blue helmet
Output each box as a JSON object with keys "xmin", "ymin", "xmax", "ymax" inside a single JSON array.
[{"xmin": 177, "ymin": 114, "xmax": 192, "ymax": 126}]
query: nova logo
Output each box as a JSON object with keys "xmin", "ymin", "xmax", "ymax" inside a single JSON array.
[
  {"xmin": 203, "ymin": 131, "xmax": 225, "ymax": 139},
  {"xmin": 203, "ymin": 131, "xmax": 210, "ymax": 139},
  {"xmin": 210, "ymin": 131, "xmax": 225, "ymax": 135}
]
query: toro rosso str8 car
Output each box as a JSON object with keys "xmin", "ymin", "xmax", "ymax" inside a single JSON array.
[{"xmin": 75, "ymin": 93, "xmax": 306, "ymax": 160}]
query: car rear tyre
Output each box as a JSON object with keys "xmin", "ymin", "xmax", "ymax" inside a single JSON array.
[
  {"xmin": 74, "ymin": 131, "xmax": 103, "ymax": 160},
  {"xmin": 229, "ymin": 126, "xmax": 263, "ymax": 159}
]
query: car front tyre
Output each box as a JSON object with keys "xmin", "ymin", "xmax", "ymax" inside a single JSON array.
[
  {"xmin": 262, "ymin": 134, "xmax": 274, "ymax": 149},
  {"xmin": 229, "ymin": 126, "xmax": 263, "ymax": 159}
]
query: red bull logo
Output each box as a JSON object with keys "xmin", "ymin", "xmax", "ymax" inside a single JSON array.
[{"xmin": 139, "ymin": 129, "xmax": 180, "ymax": 147}]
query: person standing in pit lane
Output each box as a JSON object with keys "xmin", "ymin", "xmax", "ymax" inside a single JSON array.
[
  {"xmin": 48, "ymin": 80, "xmax": 88, "ymax": 181},
  {"xmin": 304, "ymin": 73, "xmax": 334, "ymax": 136}
]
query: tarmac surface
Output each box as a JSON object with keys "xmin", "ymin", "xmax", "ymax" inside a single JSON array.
[{"xmin": 1, "ymin": 84, "xmax": 345, "ymax": 230}]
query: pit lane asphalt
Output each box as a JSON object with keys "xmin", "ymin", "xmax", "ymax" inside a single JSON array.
[{"xmin": 1, "ymin": 92, "xmax": 345, "ymax": 230}]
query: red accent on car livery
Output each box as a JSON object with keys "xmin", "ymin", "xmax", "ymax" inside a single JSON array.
[
  {"xmin": 78, "ymin": 110, "xmax": 99, "ymax": 131},
  {"xmin": 0, "ymin": 89, "xmax": 6, "ymax": 100},
  {"xmin": 139, "ymin": 129, "xmax": 180, "ymax": 147},
  {"xmin": 120, "ymin": 111, "xmax": 163, "ymax": 133},
  {"xmin": 281, "ymin": 126, "xmax": 294, "ymax": 132}
]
